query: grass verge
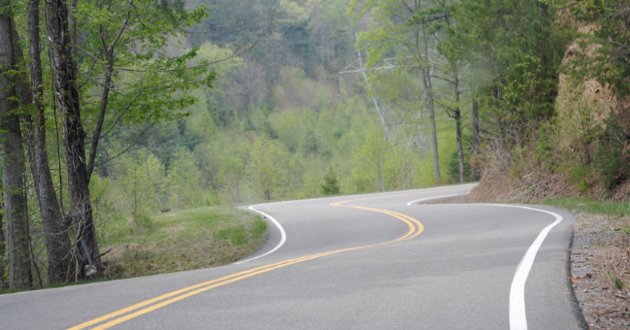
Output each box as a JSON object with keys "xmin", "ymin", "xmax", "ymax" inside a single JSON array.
[
  {"xmin": 100, "ymin": 206, "xmax": 267, "ymax": 279},
  {"xmin": 543, "ymin": 197, "xmax": 630, "ymax": 217}
]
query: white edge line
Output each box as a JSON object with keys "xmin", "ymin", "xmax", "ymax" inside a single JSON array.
[
  {"xmin": 236, "ymin": 205, "xmax": 287, "ymax": 264},
  {"xmin": 486, "ymin": 204, "xmax": 564, "ymax": 330},
  {"xmin": 406, "ymin": 193, "xmax": 466, "ymax": 206},
  {"xmin": 405, "ymin": 198, "xmax": 564, "ymax": 330}
]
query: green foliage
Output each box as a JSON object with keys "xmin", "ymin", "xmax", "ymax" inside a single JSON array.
[
  {"xmin": 613, "ymin": 275, "xmax": 624, "ymax": 290},
  {"xmin": 447, "ymin": 149, "xmax": 470, "ymax": 181},
  {"xmin": 321, "ymin": 168, "xmax": 340, "ymax": 196},
  {"xmin": 246, "ymin": 136, "xmax": 283, "ymax": 201},
  {"xmin": 352, "ymin": 129, "xmax": 390, "ymax": 191},
  {"xmin": 75, "ymin": 0, "xmax": 214, "ymax": 130},
  {"xmin": 452, "ymin": 0, "xmax": 571, "ymax": 149},
  {"xmin": 533, "ymin": 122, "xmax": 558, "ymax": 172},
  {"xmin": 560, "ymin": 0, "xmax": 630, "ymax": 98},
  {"xmin": 593, "ymin": 120, "xmax": 627, "ymax": 190},
  {"xmin": 167, "ymin": 148, "xmax": 207, "ymax": 209},
  {"xmin": 568, "ymin": 165, "xmax": 590, "ymax": 192}
]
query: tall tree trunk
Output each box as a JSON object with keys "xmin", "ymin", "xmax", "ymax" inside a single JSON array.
[
  {"xmin": 455, "ymin": 110, "xmax": 464, "ymax": 183},
  {"xmin": 471, "ymin": 99, "xmax": 481, "ymax": 180},
  {"xmin": 45, "ymin": 0, "xmax": 100, "ymax": 279},
  {"xmin": 23, "ymin": 0, "xmax": 72, "ymax": 284},
  {"xmin": 0, "ymin": 190, "xmax": 6, "ymax": 289},
  {"xmin": 422, "ymin": 66, "xmax": 440, "ymax": 184},
  {"xmin": 454, "ymin": 72, "xmax": 465, "ymax": 183},
  {"xmin": 415, "ymin": 19, "xmax": 441, "ymax": 184},
  {"xmin": 0, "ymin": 11, "xmax": 33, "ymax": 289}
]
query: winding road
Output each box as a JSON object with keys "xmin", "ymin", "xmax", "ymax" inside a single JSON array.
[{"xmin": 0, "ymin": 184, "xmax": 584, "ymax": 329}]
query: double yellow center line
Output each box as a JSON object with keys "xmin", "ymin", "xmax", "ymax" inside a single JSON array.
[{"xmin": 69, "ymin": 199, "xmax": 424, "ymax": 329}]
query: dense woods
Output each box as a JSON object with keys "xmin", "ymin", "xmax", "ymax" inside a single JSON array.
[{"xmin": 0, "ymin": 0, "xmax": 627, "ymax": 289}]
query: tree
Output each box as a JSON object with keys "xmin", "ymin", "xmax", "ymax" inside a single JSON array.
[
  {"xmin": 45, "ymin": 0, "xmax": 101, "ymax": 278},
  {"xmin": 247, "ymin": 136, "xmax": 281, "ymax": 201},
  {"xmin": 470, "ymin": 99, "xmax": 480, "ymax": 180},
  {"xmin": 0, "ymin": 3, "xmax": 33, "ymax": 288},
  {"xmin": 166, "ymin": 148, "xmax": 205, "ymax": 209},
  {"xmin": 22, "ymin": 0, "xmax": 72, "ymax": 284},
  {"xmin": 321, "ymin": 168, "xmax": 340, "ymax": 195},
  {"xmin": 352, "ymin": 129, "xmax": 391, "ymax": 192},
  {"xmin": 432, "ymin": 0, "xmax": 466, "ymax": 183},
  {"xmin": 351, "ymin": 0, "xmax": 443, "ymax": 183},
  {"xmin": 0, "ymin": 193, "xmax": 5, "ymax": 289},
  {"xmin": 451, "ymin": 0, "xmax": 566, "ymax": 153}
]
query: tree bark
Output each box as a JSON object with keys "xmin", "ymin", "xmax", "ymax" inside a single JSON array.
[
  {"xmin": 45, "ymin": 0, "xmax": 100, "ymax": 279},
  {"xmin": 23, "ymin": 0, "xmax": 72, "ymax": 284},
  {"xmin": 471, "ymin": 99, "xmax": 481, "ymax": 180},
  {"xmin": 0, "ymin": 189, "xmax": 6, "ymax": 289},
  {"xmin": 421, "ymin": 64, "xmax": 441, "ymax": 184},
  {"xmin": 453, "ymin": 72, "xmax": 465, "ymax": 183},
  {"xmin": 0, "ymin": 11, "xmax": 33, "ymax": 290},
  {"xmin": 416, "ymin": 19, "xmax": 441, "ymax": 184}
]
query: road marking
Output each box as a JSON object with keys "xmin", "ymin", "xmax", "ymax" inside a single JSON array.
[
  {"xmin": 67, "ymin": 256, "xmax": 314, "ymax": 330},
  {"xmin": 69, "ymin": 198, "xmax": 425, "ymax": 329},
  {"xmin": 263, "ymin": 183, "xmax": 477, "ymax": 207},
  {"xmin": 238, "ymin": 185, "xmax": 472, "ymax": 264},
  {"xmin": 484, "ymin": 204, "xmax": 564, "ymax": 330},
  {"xmin": 332, "ymin": 202, "xmax": 424, "ymax": 241},
  {"xmin": 236, "ymin": 205, "xmax": 287, "ymax": 264},
  {"xmin": 406, "ymin": 193, "xmax": 467, "ymax": 206}
]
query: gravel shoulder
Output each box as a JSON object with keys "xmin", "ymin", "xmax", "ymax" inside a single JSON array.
[{"xmin": 571, "ymin": 214, "xmax": 630, "ymax": 329}]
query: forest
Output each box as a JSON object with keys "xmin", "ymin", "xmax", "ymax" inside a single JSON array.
[{"xmin": 0, "ymin": 0, "xmax": 628, "ymax": 289}]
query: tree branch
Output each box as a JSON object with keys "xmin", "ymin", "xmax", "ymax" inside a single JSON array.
[{"xmin": 86, "ymin": 1, "xmax": 131, "ymax": 182}]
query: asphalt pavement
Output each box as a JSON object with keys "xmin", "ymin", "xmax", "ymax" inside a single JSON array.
[{"xmin": 0, "ymin": 184, "xmax": 584, "ymax": 329}]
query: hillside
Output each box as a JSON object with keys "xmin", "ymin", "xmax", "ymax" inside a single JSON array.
[{"xmin": 469, "ymin": 2, "xmax": 629, "ymax": 203}]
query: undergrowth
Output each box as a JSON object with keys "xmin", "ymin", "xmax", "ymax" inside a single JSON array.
[
  {"xmin": 100, "ymin": 206, "xmax": 267, "ymax": 279},
  {"xmin": 543, "ymin": 197, "xmax": 630, "ymax": 217}
]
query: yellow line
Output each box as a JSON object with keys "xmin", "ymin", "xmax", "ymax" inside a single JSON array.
[
  {"xmin": 91, "ymin": 255, "xmax": 323, "ymax": 329},
  {"xmin": 69, "ymin": 198, "xmax": 424, "ymax": 329},
  {"xmin": 336, "ymin": 204, "xmax": 424, "ymax": 242},
  {"xmin": 68, "ymin": 256, "xmax": 314, "ymax": 330}
]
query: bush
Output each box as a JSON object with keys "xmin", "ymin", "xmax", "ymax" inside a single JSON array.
[
  {"xmin": 593, "ymin": 119, "xmax": 627, "ymax": 190},
  {"xmin": 321, "ymin": 168, "xmax": 340, "ymax": 195}
]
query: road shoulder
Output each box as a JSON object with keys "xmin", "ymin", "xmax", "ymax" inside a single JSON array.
[{"xmin": 571, "ymin": 214, "xmax": 630, "ymax": 329}]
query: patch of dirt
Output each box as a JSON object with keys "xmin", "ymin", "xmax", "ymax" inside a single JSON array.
[
  {"xmin": 613, "ymin": 181, "xmax": 630, "ymax": 202},
  {"xmin": 571, "ymin": 214, "xmax": 630, "ymax": 329},
  {"xmin": 421, "ymin": 195, "xmax": 468, "ymax": 204},
  {"xmin": 466, "ymin": 166, "xmax": 578, "ymax": 203}
]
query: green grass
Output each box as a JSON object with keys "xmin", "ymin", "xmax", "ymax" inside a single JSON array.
[
  {"xmin": 543, "ymin": 197, "xmax": 630, "ymax": 217},
  {"xmin": 0, "ymin": 287, "xmax": 19, "ymax": 295},
  {"xmin": 100, "ymin": 206, "xmax": 267, "ymax": 279}
]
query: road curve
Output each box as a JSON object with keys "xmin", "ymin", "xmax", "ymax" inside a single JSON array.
[{"xmin": 0, "ymin": 184, "xmax": 584, "ymax": 329}]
